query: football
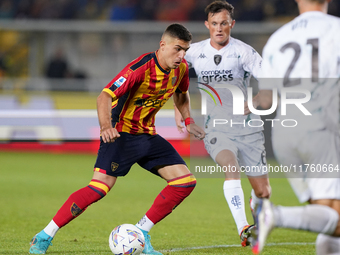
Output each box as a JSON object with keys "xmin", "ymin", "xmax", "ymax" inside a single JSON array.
[{"xmin": 109, "ymin": 224, "xmax": 145, "ymax": 255}]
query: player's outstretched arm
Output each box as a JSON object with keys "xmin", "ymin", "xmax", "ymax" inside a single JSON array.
[
  {"xmin": 173, "ymin": 92, "xmax": 205, "ymax": 140},
  {"xmin": 97, "ymin": 91, "xmax": 120, "ymax": 143}
]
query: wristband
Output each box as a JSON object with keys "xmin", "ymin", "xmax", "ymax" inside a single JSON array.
[{"xmin": 185, "ymin": 117, "xmax": 195, "ymax": 126}]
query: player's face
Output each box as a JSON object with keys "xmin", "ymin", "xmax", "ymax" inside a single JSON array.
[
  {"xmin": 205, "ymin": 10, "xmax": 235, "ymax": 50},
  {"xmin": 159, "ymin": 36, "xmax": 190, "ymax": 70}
]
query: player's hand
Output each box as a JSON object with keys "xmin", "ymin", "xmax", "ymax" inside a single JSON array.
[
  {"xmin": 101, "ymin": 127, "xmax": 120, "ymax": 143},
  {"xmin": 175, "ymin": 115, "xmax": 185, "ymax": 133},
  {"xmin": 174, "ymin": 105, "xmax": 185, "ymax": 133},
  {"xmin": 186, "ymin": 123, "xmax": 205, "ymax": 140},
  {"xmin": 244, "ymin": 101, "xmax": 251, "ymax": 115},
  {"xmin": 244, "ymin": 100, "xmax": 259, "ymax": 115}
]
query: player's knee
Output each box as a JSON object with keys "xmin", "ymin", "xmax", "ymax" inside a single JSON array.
[
  {"xmin": 316, "ymin": 233, "xmax": 340, "ymax": 254},
  {"xmin": 254, "ymin": 185, "xmax": 271, "ymax": 199},
  {"xmin": 88, "ymin": 179, "xmax": 111, "ymax": 198},
  {"xmin": 321, "ymin": 207, "xmax": 339, "ymax": 236},
  {"xmin": 168, "ymin": 174, "xmax": 196, "ymax": 198},
  {"xmin": 331, "ymin": 216, "xmax": 340, "ymax": 237}
]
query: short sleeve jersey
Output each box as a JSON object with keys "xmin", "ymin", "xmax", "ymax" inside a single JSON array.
[
  {"xmin": 185, "ymin": 37, "xmax": 263, "ymax": 135},
  {"xmin": 260, "ymin": 12, "xmax": 340, "ymax": 132},
  {"xmin": 103, "ymin": 51, "xmax": 189, "ymax": 135}
]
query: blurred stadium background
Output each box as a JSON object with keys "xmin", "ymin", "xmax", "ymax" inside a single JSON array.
[{"xmin": 0, "ymin": 0, "xmax": 339, "ymax": 157}]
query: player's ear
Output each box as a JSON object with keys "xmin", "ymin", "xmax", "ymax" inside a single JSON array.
[
  {"xmin": 160, "ymin": 40, "xmax": 166, "ymax": 51},
  {"xmin": 204, "ymin": 20, "xmax": 209, "ymax": 30},
  {"xmin": 230, "ymin": 20, "xmax": 236, "ymax": 29}
]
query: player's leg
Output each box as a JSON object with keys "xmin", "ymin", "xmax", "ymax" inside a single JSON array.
[
  {"xmin": 239, "ymin": 131, "xmax": 271, "ymax": 212},
  {"xmin": 135, "ymin": 135, "xmax": 196, "ymax": 255},
  {"xmin": 29, "ymin": 172, "xmax": 116, "ymax": 254},
  {"xmin": 30, "ymin": 133, "xmax": 136, "ymax": 254},
  {"xmin": 248, "ymin": 175, "xmax": 271, "ymax": 212},
  {"xmin": 316, "ymin": 233, "xmax": 340, "ymax": 255},
  {"xmin": 204, "ymin": 131, "xmax": 252, "ymax": 244},
  {"xmin": 237, "ymin": 132, "xmax": 271, "ymax": 247},
  {"xmin": 310, "ymin": 199, "xmax": 340, "ymax": 236},
  {"xmin": 252, "ymin": 199, "xmax": 339, "ymax": 254},
  {"xmin": 135, "ymin": 164, "xmax": 195, "ymax": 255},
  {"xmin": 215, "ymin": 149, "xmax": 253, "ymax": 245},
  {"xmin": 252, "ymin": 196, "xmax": 340, "ymax": 254}
]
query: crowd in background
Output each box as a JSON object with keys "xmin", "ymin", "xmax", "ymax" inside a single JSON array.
[{"xmin": 0, "ymin": 0, "xmax": 339, "ymax": 22}]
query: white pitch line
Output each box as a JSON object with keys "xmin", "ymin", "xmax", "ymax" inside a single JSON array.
[{"xmin": 161, "ymin": 242, "xmax": 315, "ymax": 252}]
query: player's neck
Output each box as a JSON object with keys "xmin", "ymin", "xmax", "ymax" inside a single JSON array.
[
  {"xmin": 155, "ymin": 50, "xmax": 171, "ymax": 72},
  {"xmin": 299, "ymin": 2, "xmax": 328, "ymax": 15},
  {"xmin": 210, "ymin": 38, "xmax": 230, "ymax": 51}
]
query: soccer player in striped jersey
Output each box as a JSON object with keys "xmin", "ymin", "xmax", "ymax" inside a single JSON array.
[
  {"xmin": 29, "ymin": 23, "xmax": 205, "ymax": 255},
  {"xmin": 175, "ymin": 0, "xmax": 271, "ymax": 247},
  {"xmin": 253, "ymin": 0, "xmax": 340, "ymax": 254}
]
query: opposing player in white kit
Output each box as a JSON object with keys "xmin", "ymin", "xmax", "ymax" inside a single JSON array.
[
  {"xmin": 253, "ymin": 0, "xmax": 340, "ymax": 254},
  {"xmin": 175, "ymin": 0, "xmax": 271, "ymax": 247}
]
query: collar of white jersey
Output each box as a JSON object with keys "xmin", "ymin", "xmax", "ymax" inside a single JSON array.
[
  {"xmin": 298, "ymin": 11, "xmax": 327, "ymax": 19},
  {"xmin": 208, "ymin": 37, "xmax": 234, "ymax": 53}
]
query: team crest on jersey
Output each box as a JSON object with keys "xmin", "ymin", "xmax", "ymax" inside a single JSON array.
[
  {"xmin": 172, "ymin": 76, "xmax": 177, "ymax": 85},
  {"xmin": 214, "ymin": 55, "xmax": 222, "ymax": 65},
  {"xmin": 111, "ymin": 162, "xmax": 119, "ymax": 172},
  {"xmin": 113, "ymin": 76, "xmax": 126, "ymax": 87}
]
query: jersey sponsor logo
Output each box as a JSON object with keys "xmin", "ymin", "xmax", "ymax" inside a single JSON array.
[
  {"xmin": 200, "ymin": 69, "xmax": 233, "ymax": 83},
  {"xmin": 134, "ymin": 97, "xmax": 168, "ymax": 108},
  {"xmin": 198, "ymin": 53, "xmax": 207, "ymax": 59},
  {"xmin": 214, "ymin": 54, "xmax": 222, "ymax": 65},
  {"xmin": 113, "ymin": 76, "xmax": 127, "ymax": 87},
  {"xmin": 226, "ymin": 53, "xmax": 238, "ymax": 58},
  {"xmin": 149, "ymin": 88, "xmax": 173, "ymax": 95},
  {"xmin": 198, "ymin": 82, "xmax": 222, "ymax": 107}
]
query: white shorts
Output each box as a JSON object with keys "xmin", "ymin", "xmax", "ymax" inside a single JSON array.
[
  {"xmin": 272, "ymin": 128, "xmax": 340, "ymax": 203},
  {"xmin": 204, "ymin": 131, "xmax": 267, "ymax": 177}
]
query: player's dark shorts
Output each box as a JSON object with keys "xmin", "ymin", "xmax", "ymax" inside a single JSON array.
[{"xmin": 94, "ymin": 132, "xmax": 186, "ymax": 177}]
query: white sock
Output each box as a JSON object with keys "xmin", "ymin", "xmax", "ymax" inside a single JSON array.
[
  {"xmin": 43, "ymin": 220, "xmax": 59, "ymax": 238},
  {"xmin": 136, "ymin": 215, "xmax": 154, "ymax": 232},
  {"xmin": 250, "ymin": 189, "xmax": 260, "ymax": 211},
  {"xmin": 223, "ymin": 180, "xmax": 249, "ymax": 235},
  {"xmin": 274, "ymin": 204, "xmax": 339, "ymax": 235},
  {"xmin": 316, "ymin": 233, "xmax": 340, "ymax": 255}
]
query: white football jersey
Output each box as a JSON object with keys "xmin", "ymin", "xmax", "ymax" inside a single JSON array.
[
  {"xmin": 260, "ymin": 11, "xmax": 340, "ymax": 133},
  {"xmin": 185, "ymin": 37, "xmax": 263, "ymax": 135}
]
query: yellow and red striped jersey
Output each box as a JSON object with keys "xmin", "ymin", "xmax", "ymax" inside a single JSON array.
[{"xmin": 103, "ymin": 51, "xmax": 189, "ymax": 135}]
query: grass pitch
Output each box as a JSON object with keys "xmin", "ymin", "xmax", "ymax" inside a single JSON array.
[{"xmin": 0, "ymin": 151, "xmax": 317, "ymax": 254}]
